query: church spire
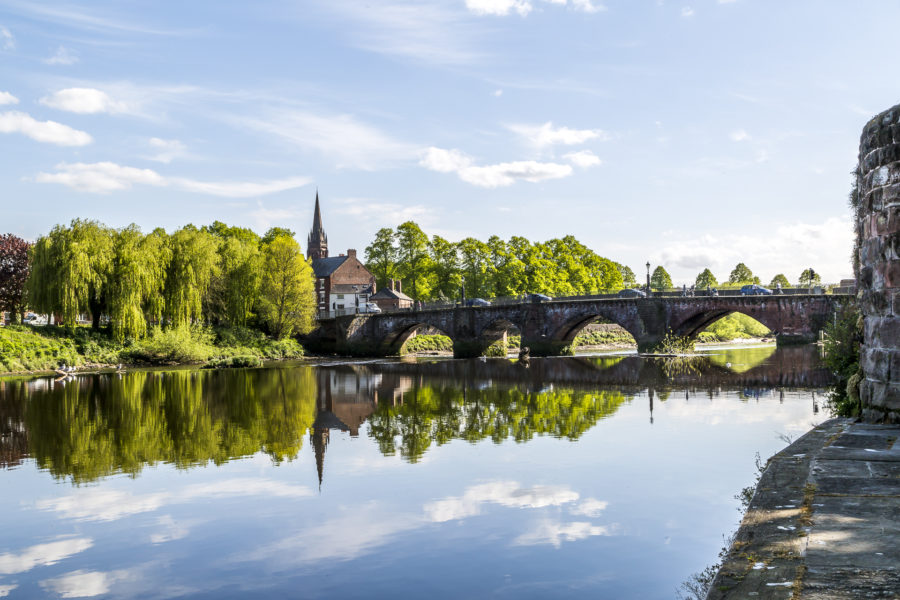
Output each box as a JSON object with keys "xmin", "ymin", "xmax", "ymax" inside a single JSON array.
[{"xmin": 307, "ymin": 190, "xmax": 328, "ymax": 260}]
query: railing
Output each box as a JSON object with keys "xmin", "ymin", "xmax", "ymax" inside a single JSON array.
[{"xmin": 316, "ymin": 285, "xmax": 855, "ymax": 319}]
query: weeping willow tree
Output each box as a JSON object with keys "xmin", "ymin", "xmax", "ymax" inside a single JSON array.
[
  {"xmin": 204, "ymin": 222, "xmax": 262, "ymax": 327},
  {"xmin": 259, "ymin": 234, "xmax": 316, "ymax": 338},
  {"xmin": 107, "ymin": 225, "xmax": 171, "ymax": 341},
  {"xmin": 27, "ymin": 219, "xmax": 114, "ymax": 327},
  {"xmin": 163, "ymin": 225, "xmax": 220, "ymax": 328}
]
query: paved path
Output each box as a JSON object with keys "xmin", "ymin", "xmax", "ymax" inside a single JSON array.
[{"xmin": 707, "ymin": 418, "xmax": 900, "ymax": 599}]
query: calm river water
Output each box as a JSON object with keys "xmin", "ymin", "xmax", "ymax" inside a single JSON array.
[{"xmin": 0, "ymin": 345, "xmax": 832, "ymax": 599}]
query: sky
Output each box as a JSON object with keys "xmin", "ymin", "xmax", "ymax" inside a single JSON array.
[{"xmin": 1, "ymin": 0, "xmax": 897, "ymax": 286}]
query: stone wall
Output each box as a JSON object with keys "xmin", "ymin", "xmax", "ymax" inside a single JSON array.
[{"xmin": 857, "ymin": 105, "xmax": 900, "ymax": 421}]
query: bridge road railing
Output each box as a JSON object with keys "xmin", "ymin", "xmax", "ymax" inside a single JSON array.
[{"xmin": 315, "ymin": 285, "xmax": 855, "ymax": 320}]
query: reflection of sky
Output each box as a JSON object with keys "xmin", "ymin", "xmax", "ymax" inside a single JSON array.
[{"xmin": 0, "ymin": 361, "xmax": 829, "ymax": 599}]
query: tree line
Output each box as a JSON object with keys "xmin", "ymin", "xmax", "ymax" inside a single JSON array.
[
  {"xmin": 2, "ymin": 220, "xmax": 316, "ymax": 340},
  {"xmin": 364, "ymin": 221, "xmax": 630, "ymax": 300}
]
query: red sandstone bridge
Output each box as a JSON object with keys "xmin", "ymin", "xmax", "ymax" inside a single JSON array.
[{"xmin": 310, "ymin": 293, "xmax": 852, "ymax": 358}]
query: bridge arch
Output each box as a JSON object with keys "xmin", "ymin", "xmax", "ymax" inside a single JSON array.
[
  {"xmin": 380, "ymin": 321, "xmax": 454, "ymax": 356},
  {"xmin": 549, "ymin": 308, "xmax": 641, "ymax": 348},
  {"xmin": 673, "ymin": 307, "xmax": 777, "ymax": 341}
]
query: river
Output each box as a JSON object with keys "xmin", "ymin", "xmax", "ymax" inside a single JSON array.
[{"xmin": 0, "ymin": 345, "xmax": 833, "ymax": 599}]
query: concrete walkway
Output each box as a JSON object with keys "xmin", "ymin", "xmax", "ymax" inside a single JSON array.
[{"xmin": 707, "ymin": 418, "xmax": 900, "ymax": 599}]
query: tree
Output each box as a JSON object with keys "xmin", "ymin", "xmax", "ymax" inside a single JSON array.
[
  {"xmin": 206, "ymin": 224, "xmax": 262, "ymax": 327},
  {"xmin": 457, "ymin": 237, "xmax": 491, "ymax": 299},
  {"xmin": 728, "ymin": 262, "xmax": 759, "ymax": 285},
  {"xmin": 769, "ymin": 273, "xmax": 790, "ymax": 289},
  {"xmin": 27, "ymin": 219, "xmax": 114, "ymax": 328},
  {"xmin": 650, "ymin": 265, "xmax": 673, "ymax": 291},
  {"xmin": 695, "ymin": 268, "xmax": 718, "ymax": 289},
  {"xmin": 107, "ymin": 225, "xmax": 169, "ymax": 341},
  {"xmin": 395, "ymin": 221, "xmax": 431, "ymax": 300},
  {"xmin": 798, "ymin": 268, "xmax": 821, "ymax": 288},
  {"xmin": 365, "ymin": 228, "xmax": 398, "ymax": 290},
  {"xmin": 0, "ymin": 234, "xmax": 30, "ymax": 323},
  {"xmin": 428, "ymin": 235, "xmax": 460, "ymax": 300},
  {"xmin": 616, "ymin": 263, "xmax": 637, "ymax": 288},
  {"xmin": 259, "ymin": 234, "xmax": 316, "ymax": 338},
  {"xmin": 261, "ymin": 227, "xmax": 295, "ymax": 246},
  {"xmin": 163, "ymin": 225, "xmax": 220, "ymax": 328}
]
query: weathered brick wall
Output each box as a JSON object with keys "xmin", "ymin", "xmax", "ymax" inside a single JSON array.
[{"xmin": 857, "ymin": 105, "xmax": 900, "ymax": 422}]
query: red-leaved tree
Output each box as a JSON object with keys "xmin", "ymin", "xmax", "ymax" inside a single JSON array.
[{"xmin": 0, "ymin": 234, "xmax": 31, "ymax": 323}]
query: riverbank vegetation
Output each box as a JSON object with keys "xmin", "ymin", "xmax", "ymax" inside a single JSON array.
[
  {"xmin": 822, "ymin": 302, "xmax": 863, "ymax": 416},
  {"xmin": 0, "ymin": 323, "xmax": 304, "ymax": 373},
  {"xmin": 0, "ymin": 219, "xmax": 315, "ymax": 373}
]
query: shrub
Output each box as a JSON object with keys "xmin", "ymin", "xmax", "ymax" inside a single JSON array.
[
  {"xmin": 125, "ymin": 326, "xmax": 214, "ymax": 365},
  {"xmin": 204, "ymin": 355, "xmax": 263, "ymax": 369}
]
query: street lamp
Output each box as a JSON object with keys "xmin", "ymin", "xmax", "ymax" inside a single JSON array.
[{"xmin": 646, "ymin": 262, "xmax": 651, "ymax": 295}]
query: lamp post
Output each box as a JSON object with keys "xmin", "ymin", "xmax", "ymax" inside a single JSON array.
[{"xmin": 646, "ymin": 262, "xmax": 651, "ymax": 295}]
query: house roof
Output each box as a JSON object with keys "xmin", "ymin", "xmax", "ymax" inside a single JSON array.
[
  {"xmin": 311, "ymin": 256, "xmax": 347, "ymax": 277},
  {"xmin": 370, "ymin": 287, "xmax": 413, "ymax": 301}
]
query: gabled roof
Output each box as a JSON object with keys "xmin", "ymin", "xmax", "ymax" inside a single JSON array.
[
  {"xmin": 370, "ymin": 287, "xmax": 413, "ymax": 301},
  {"xmin": 311, "ymin": 255, "xmax": 347, "ymax": 277},
  {"xmin": 331, "ymin": 283, "xmax": 374, "ymax": 294}
]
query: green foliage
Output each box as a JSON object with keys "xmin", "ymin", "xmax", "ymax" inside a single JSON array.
[
  {"xmin": 695, "ymin": 268, "xmax": 717, "ymax": 289},
  {"xmin": 616, "ymin": 263, "xmax": 637, "ymax": 288},
  {"xmin": 204, "ymin": 355, "xmax": 263, "ymax": 369},
  {"xmin": 650, "ymin": 265, "xmax": 672, "ymax": 291},
  {"xmin": 403, "ymin": 334, "xmax": 453, "ymax": 353},
  {"xmin": 125, "ymin": 325, "xmax": 215, "ymax": 364},
  {"xmin": 573, "ymin": 328, "xmax": 635, "ymax": 346},
  {"xmin": 164, "ymin": 225, "xmax": 221, "ymax": 328},
  {"xmin": 701, "ymin": 313, "xmax": 771, "ymax": 342},
  {"xmin": 365, "ymin": 227, "xmax": 399, "ymax": 290},
  {"xmin": 823, "ymin": 302, "xmax": 862, "ymax": 416},
  {"xmin": 769, "ymin": 273, "xmax": 790, "ymax": 288},
  {"xmin": 396, "ymin": 221, "xmax": 432, "ymax": 300},
  {"xmin": 727, "ymin": 262, "xmax": 760, "ymax": 285},
  {"xmin": 107, "ymin": 225, "xmax": 169, "ymax": 341},
  {"xmin": 259, "ymin": 234, "xmax": 316, "ymax": 338},
  {"xmin": 647, "ymin": 331, "xmax": 695, "ymax": 354},
  {"xmin": 0, "ymin": 325, "xmax": 82, "ymax": 372},
  {"xmin": 798, "ymin": 268, "xmax": 822, "ymax": 288}
]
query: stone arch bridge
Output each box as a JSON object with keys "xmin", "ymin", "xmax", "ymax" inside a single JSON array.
[{"xmin": 310, "ymin": 295, "xmax": 851, "ymax": 358}]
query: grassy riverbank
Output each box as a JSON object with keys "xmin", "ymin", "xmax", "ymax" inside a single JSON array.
[{"xmin": 0, "ymin": 324, "xmax": 304, "ymax": 374}]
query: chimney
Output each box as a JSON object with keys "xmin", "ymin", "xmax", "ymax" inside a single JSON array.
[
  {"xmin": 347, "ymin": 249, "xmax": 357, "ymax": 258},
  {"xmin": 396, "ymin": 279, "xmax": 402, "ymax": 294}
]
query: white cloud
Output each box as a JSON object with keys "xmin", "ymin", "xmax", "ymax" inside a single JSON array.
[
  {"xmin": 335, "ymin": 198, "xmax": 431, "ymax": 228},
  {"xmin": 146, "ymin": 137, "xmax": 187, "ymax": 163},
  {"xmin": 40, "ymin": 570, "xmax": 130, "ymax": 598},
  {"xmin": 493, "ymin": 89, "xmax": 503, "ymax": 97},
  {"xmin": 0, "ymin": 584, "xmax": 16, "ymax": 597},
  {"xmin": 730, "ymin": 129, "xmax": 750, "ymax": 142},
  {"xmin": 0, "ymin": 91, "xmax": 18, "ymax": 105},
  {"xmin": 656, "ymin": 216, "xmax": 855, "ymax": 283},
  {"xmin": 34, "ymin": 162, "xmax": 310, "ymax": 197},
  {"xmin": 508, "ymin": 121, "xmax": 607, "ymax": 147},
  {"xmin": 0, "ymin": 538, "xmax": 93, "ymax": 575},
  {"xmin": 43, "ymin": 45, "xmax": 79, "ymax": 65},
  {"xmin": 564, "ymin": 150, "xmax": 602, "ymax": 168},
  {"xmin": 513, "ymin": 520, "xmax": 612, "ymax": 547},
  {"xmin": 421, "ymin": 147, "xmax": 573, "ymax": 187},
  {"xmin": 569, "ymin": 498, "xmax": 609, "ymax": 517},
  {"xmin": 1, "ymin": 26, "xmax": 14, "ymax": 50},
  {"xmin": 239, "ymin": 110, "xmax": 418, "ymax": 170},
  {"xmin": 0, "ymin": 111, "xmax": 92, "ymax": 146},
  {"xmin": 424, "ymin": 481, "xmax": 580, "ymax": 522},
  {"xmin": 681, "ymin": 6, "xmax": 694, "ymax": 17},
  {"xmin": 570, "ymin": 0, "xmax": 605, "ymax": 12},
  {"xmin": 40, "ymin": 87, "xmax": 129, "ymax": 114},
  {"xmin": 466, "ymin": 0, "xmax": 533, "ymax": 17}
]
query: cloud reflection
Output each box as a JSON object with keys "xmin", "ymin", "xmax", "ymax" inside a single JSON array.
[
  {"xmin": 513, "ymin": 520, "xmax": 612, "ymax": 548},
  {"xmin": 0, "ymin": 537, "xmax": 93, "ymax": 575},
  {"xmin": 40, "ymin": 569, "xmax": 130, "ymax": 598},
  {"xmin": 36, "ymin": 478, "xmax": 314, "ymax": 522},
  {"xmin": 424, "ymin": 481, "xmax": 579, "ymax": 522}
]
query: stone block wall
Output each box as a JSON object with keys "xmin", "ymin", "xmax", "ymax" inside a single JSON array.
[{"xmin": 857, "ymin": 104, "xmax": 900, "ymax": 422}]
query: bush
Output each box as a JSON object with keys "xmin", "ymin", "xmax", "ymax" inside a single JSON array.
[
  {"xmin": 124, "ymin": 326, "xmax": 214, "ymax": 365},
  {"xmin": 0, "ymin": 325, "xmax": 82, "ymax": 372},
  {"xmin": 404, "ymin": 334, "xmax": 453, "ymax": 353},
  {"xmin": 204, "ymin": 355, "xmax": 263, "ymax": 369},
  {"xmin": 823, "ymin": 302, "xmax": 862, "ymax": 417},
  {"xmin": 702, "ymin": 313, "xmax": 770, "ymax": 341}
]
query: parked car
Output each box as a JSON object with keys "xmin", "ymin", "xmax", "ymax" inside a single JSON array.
[
  {"xmin": 740, "ymin": 284, "xmax": 773, "ymax": 296},
  {"xmin": 466, "ymin": 298, "xmax": 491, "ymax": 307},
  {"xmin": 360, "ymin": 303, "xmax": 381, "ymax": 313},
  {"xmin": 526, "ymin": 293, "xmax": 552, "ymax": 303},
  {"xmin": 618, "ymin": 288, "xmax": 646, "ymax": 298}
]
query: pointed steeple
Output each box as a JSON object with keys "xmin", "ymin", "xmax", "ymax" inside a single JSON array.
[{"xmin": 307, "ymin": 190, "xmax": 328, "ymax": 260}]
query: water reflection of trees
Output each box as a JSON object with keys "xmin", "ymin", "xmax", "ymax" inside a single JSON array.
[
  {"xmin": 18, "ymin": 369, "xmax": 316, "ymax": 483},
  {"xmin": 366, "ymin": 383, "xmax": 628, "ymax": 463}
]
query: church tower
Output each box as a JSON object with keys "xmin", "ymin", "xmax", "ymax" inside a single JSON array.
[{"xmin": 307, "ymin": 191, "xmax": 328, "ymax": 260}]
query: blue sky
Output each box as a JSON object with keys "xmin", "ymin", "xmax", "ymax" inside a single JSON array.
[{"xmin": 1, "ymin": 0, "xmax": 896, "ymax": 285}]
